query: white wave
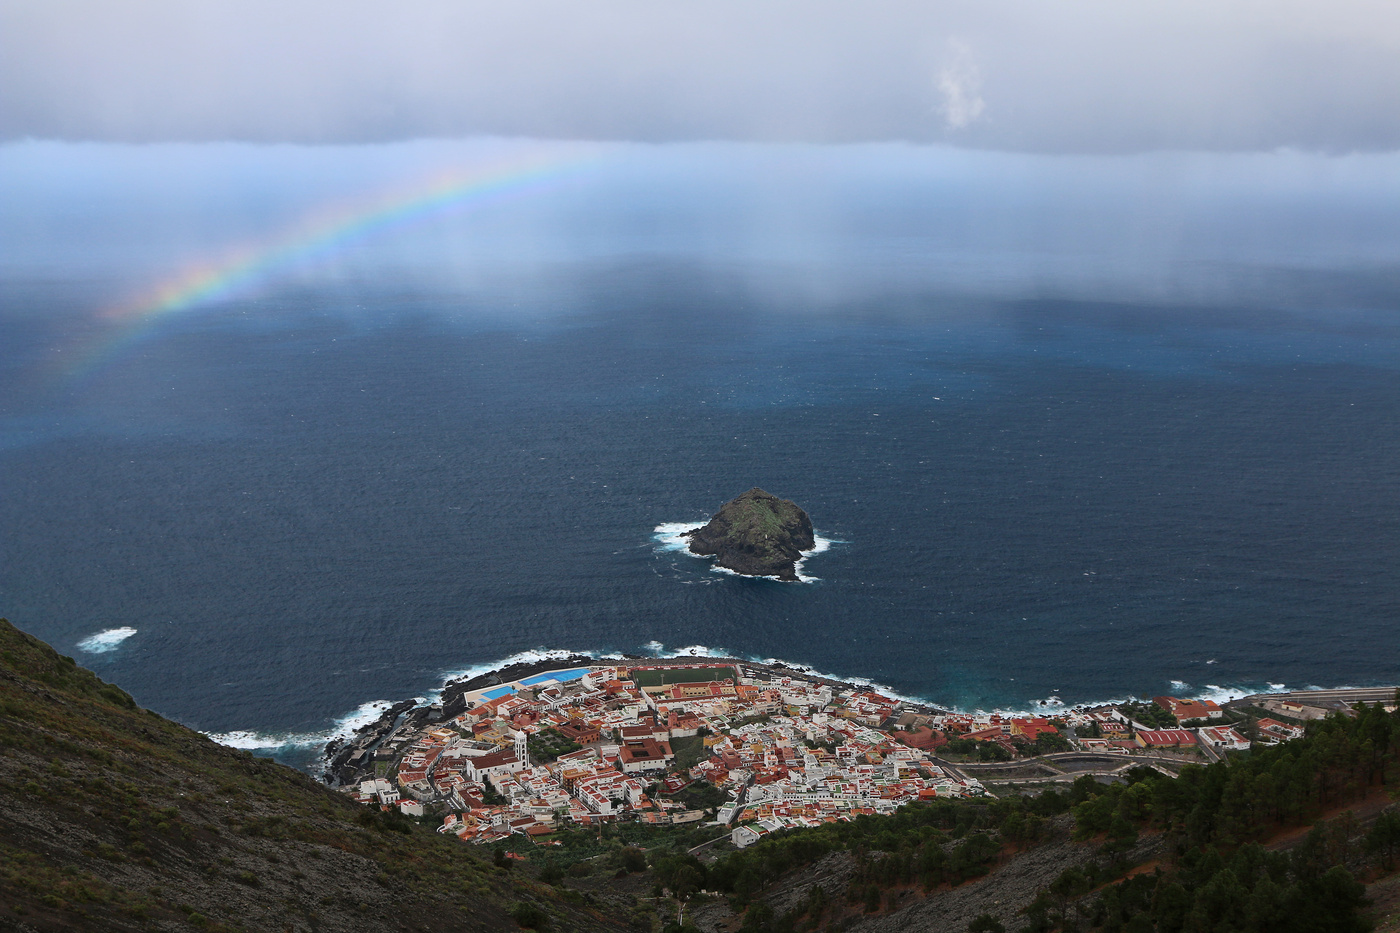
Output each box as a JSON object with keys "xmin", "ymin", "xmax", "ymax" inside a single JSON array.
[
  {"xmin": 1004, "ymin": 681, "xmax": 1297, "ymax": 717},
  {"xmin": 653, "ymin": 522, "xmax": 838, "ymax": 583},
  {"xmin": 794, "ymin": 534, "xmax": 836, "ymax": 582},
  {"xmin": 998, "ymin": 680, "xmax": 1305, "ymax": 718},
  {"xmin": 710, "ymin": 564, "xmax": 784, "ymax": 582},
  {"xmin": 658, "ymin": 643, "xmax": 733, "ymax": 658},
  {"xmin": 211, "ymin": 646, "xmax": 624, "ymax": 759},
  {"xmin": 633, "ymin": 640, "xmax": 734, "ymax": 660},
  {"xmin": 237, "ymin": 642, "xmax": 1363, "ymax": 772},
  {"xmin": 437, "ymin": 647, "xmax": 586, "ymax": 690},
  {"xmin": 76, "ymin": 627, "xmax": 137, "ymax": 654},
  {"xmin": 652, "ymin": 522, "xmax": 704, "ymax": 553},
  {"xmin": 741, "ymin": 654, "xmax": 940, "ymax": 706},
  {"xmin": 205, "ymin": 699, "xmax": 395, "ymax": 752},
  {"xmin": 628, "ymin": 643, "xmax": 935, "ymax": 704},
  {"xmin": 429, "ymin": 642, "xmax": 1152, "ymax": 717},
  {"xmin": 1184, "ymin": 682, "xmax": 1292, "ymax": 706},
  {"xmin": 419, "ymin": 647, "xmax": 596, "ymax": 706}
]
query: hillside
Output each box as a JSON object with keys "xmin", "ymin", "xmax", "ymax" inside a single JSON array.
[
  {"xmin": 666, "ymin": 707, "xmax": 1400, "ymax": 933},
  {"xmin": 0, "ymin": 619, "xmax": 637, "ymax": 933}
]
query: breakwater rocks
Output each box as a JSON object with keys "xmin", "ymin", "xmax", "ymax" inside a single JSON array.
[{"xmin": 324, "ymin": 698, "xmax": 418, "ymax": 785}]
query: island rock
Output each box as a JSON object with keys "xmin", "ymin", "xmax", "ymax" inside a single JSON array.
[{"xmin": 684, "ymin": 487, "xmax": 816, "ymax": 581}]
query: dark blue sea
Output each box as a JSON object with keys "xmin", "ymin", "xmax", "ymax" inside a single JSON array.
[{"xmin": 2, "ymin": 140, "xmax": 1398, "ymax": 770}]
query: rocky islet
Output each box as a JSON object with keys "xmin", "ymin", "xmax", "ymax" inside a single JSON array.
[{"xmin": 684, "ymin": 487, "xmax": 816, "ymax": 581}]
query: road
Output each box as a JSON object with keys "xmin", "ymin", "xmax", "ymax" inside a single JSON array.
[
  {"xmin": 941, "ymin": 750, "xmax": 1200, "ymax": 789},
  {"xmin": 1233, "ymin": 686, "xmax": 1399, "ymax": 707},
  {"xmin": 953, "ymin": 750, "xmax": 1198, "ymax": 772}
]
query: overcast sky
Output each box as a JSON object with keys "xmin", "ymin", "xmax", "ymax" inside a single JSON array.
[{"xmin": 3, "ymin": 1, "xmax": 1399, "ymax": 152}]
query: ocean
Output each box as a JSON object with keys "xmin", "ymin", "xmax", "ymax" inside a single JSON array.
[{"xmin": 2, "ymin": 140, "xmax": 1398, "ymax": 771}]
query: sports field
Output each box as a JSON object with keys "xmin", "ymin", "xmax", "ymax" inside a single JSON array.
[{"xmin": 629, "ymin": 666, "xmax": 738, "ymax": 688}]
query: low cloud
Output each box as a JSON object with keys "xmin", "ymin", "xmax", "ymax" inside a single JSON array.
[
  {"xmin": 937, "ymin": 40, "xmax": 986, "ymax": 131},
  {"xmin": 1, "ymin": 1, "xmax": 1398, "ymax": 152}
]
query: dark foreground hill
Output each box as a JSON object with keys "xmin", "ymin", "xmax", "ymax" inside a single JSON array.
[{"xmin": 0, "ymin": 619, "xmax": 633, "ymax": 933}]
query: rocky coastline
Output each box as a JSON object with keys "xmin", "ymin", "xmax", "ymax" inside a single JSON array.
[
  {"xmin": 321, "ymin": 652, "xmax": 933, "ymax": 786},
  {"xmin": 323, "ymin": 653, "xmax": 600, "ymax": 784}
]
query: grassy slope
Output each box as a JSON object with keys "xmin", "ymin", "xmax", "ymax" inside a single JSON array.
[
  {"xmin": 0, "ymin": 619, "xmax": 635, "ymax": 933},
  {"xmin": 701, "ymin": 490, "xmax": 810, "ymax": 569}
]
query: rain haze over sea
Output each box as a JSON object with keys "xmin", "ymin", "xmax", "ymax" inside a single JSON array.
[{"xmin": 3, "ymin": 138, "xmax": 1399, "ymax": 769}]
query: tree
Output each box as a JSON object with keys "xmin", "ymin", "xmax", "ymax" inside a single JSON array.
[
  {"xmin": 652, "ymin": 853, "xmax": 707, "ymax": 902},
  {"xmin": 1368, "ymin": 809, "xmax": 1400, "ymax": 870},
  {"xmin": 619, "ymin": 846, "xmax": 648, "ymax": 874},
  {"xmin": 968, "ymin": 914, "xmax": 1005, "ymax": 933},
  {"xmin": 508, "ymin": 902, "xmax": 548, "ymax": 930},
  {"xmin": 1031, "ymin": 731, "xmax": 1072, "ymax": 755},
  {"xmin": 978, "ymin": 742, "xmax": 1012, "ymax": 762}
]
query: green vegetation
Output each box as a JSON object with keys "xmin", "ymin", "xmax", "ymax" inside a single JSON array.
[
  {"xmin": 529, "ymin": 728, "xmax": 583, "ymax": 763},
  {"xmin": 1027, "ymin": 731, "xmax": 1073, "ymax": 755},
  {"xmin": 668, "ymin": 779, "xmax": 729, "ymax": 812},
  {"xmin": 707, "ymin": 793, "xmax": 1064, "ymax": 909},
  {"xmin": 732, "ymin": 496, "xmax": 791, "ymax": 538},
  {"xmin": 943, "ymin": 737, "xmax": 1014, "ymax": 761},
  {"xmin": 970, "ymin": 914, "xmax": 1007, "ymax": 933},
  {"xmin": 489, "ymin": 820, "xmax": 728, "ymax": 872},
  {"xmin": 682, "ymin": 700, "xmax": 1400, "ymax": 931},
  {"xmin": 1120, "ymin": 700, "xmax": 1179, "ymax": 730},
  {"xmin": 509, "ymin": 901, "xmax": 549, "ymax": 929},
  {"xmin": 0, "ymin": 619, "xmax": 627, "ymax": 933},
  {"xmin": 669, "ymin": 733, "xmax": 709, "ymax": 770},
  {"xmin": 630, "ymin": 666, "xmax": 738, "ymax": 688}
]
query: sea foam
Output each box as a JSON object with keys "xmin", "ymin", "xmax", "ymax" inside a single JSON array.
[
  {"xmin": 206, "ymin": 699, "xmax": 395, "ymax": 752},
  {"xmin": 652, "ymin": 521, "xmax": 836, "ymax": 583},
  {"xmin": 212, "ymin": 643, "xmax": 1340, "ymax": 776},
  {"xmin": 76, "ymin": 627, "xmax": 137, "ymax": 654},
  {"xmin": 652, "ymin": 522, "xmax": 705, "ymax": 552},
  {"xmin": 1181, "ymin": 682, "xmax": 1293, "ymax": 706},
  {"xmin": 1006, "ymin": 680, "xmax": 1300, "ymax": 718},
  {"xmin": 634, "ymin": 641, "xmax": 935, "ymax": 706}
]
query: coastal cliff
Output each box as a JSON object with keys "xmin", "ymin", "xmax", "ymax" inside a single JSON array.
[{"xmin": 685, "ymin": 487, "xmax": 815, "ymax": 581}]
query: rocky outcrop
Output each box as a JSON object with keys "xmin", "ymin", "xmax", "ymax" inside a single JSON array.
[{"xmin": 685, "ymin": 488, "xmax": 815, "ymax": 582}]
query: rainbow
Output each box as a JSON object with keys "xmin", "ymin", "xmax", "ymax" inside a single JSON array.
[{"xmin": 61, "ymin": 145, "xmax": 601, "ymax": 383}]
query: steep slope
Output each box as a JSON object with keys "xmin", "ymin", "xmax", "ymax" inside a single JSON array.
[
  {"xmin": 684, "ymin": 488, "xmax": 815, "ymax": 581},
  {"xmin": 666, "ymin": 704, "xmax": 1400, "ymax": 933},
  {"xmin": 0, "ymin": 619, "xmax": 632, "ymax": 933}
]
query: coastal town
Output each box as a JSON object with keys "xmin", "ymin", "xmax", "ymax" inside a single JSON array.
[{"xmin": 335, "ymin": 660, "xmax": 1372, "ymax": 850}]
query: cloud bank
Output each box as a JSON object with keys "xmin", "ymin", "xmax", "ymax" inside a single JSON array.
[{"xmin": 2, "ymin": 1, "xmax": 1399, "ymax": 152}]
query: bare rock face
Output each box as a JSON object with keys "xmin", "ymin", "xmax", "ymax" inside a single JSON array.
[{"xmin": 684, "ymin": 488, "xmax": 815, "ymax": 581}]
